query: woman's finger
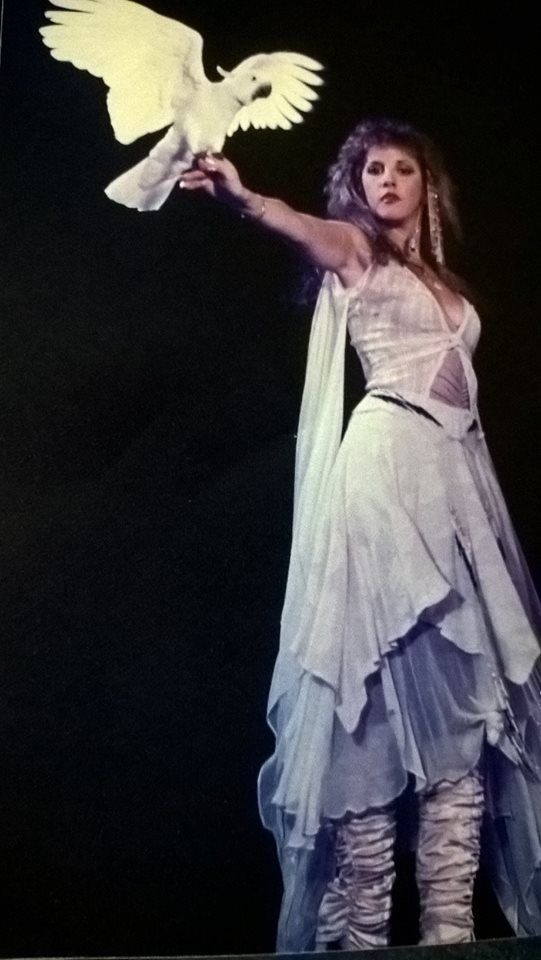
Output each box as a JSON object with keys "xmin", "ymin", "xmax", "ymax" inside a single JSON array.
[
  {"xmin": 180, "ymin": 169, "xmax": 208, "ymax": 182},
  {"xmin": 197, "ymin": 155, "xmax": 227, "ymax": 174},
  {"xmin": 179, "ymin": 176, "xmax": 212, "ymax": 191}
]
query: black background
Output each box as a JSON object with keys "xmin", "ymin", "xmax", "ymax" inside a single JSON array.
[{"xmin": 1, "ymin": 1, "xmax": 540, "ymax": 955}]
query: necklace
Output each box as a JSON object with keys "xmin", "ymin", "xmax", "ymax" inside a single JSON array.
[
  {"xmin": 406, "ymin": 257, "xmax": 443, "ymax": 291},
  {"xmin": 404, "ymin": 234, "xmax": 443, "ymax": 288}
]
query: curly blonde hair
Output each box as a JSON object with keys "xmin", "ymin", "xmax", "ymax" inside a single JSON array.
[{"xmin": 325, "ymin": 117, "xmax": 461, "ymax": 271}]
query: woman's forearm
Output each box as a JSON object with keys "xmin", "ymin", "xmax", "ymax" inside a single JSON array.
[
  {"xmin": 235, "ymin": 189, "xmax": 369, "ymax": 275},
  {"xmin": 179, "ymin": 154, "xmax": 370, "ymax": 277}
]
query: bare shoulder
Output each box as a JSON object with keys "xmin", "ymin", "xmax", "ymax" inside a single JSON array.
[{"xmin": 332, "ymin": 221, "xmax": 372, "ymax": 288}]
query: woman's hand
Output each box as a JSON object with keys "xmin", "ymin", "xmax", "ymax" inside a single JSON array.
[{"xmin": 179, "ymin": 153, "xmax": 249, "ymax": 211}]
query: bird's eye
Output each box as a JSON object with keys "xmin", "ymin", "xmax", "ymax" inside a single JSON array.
[{"xmin": 252, "ymin": 75, "xmax": 257, "ymax": 81}]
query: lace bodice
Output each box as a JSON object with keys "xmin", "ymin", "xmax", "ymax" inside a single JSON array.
[{"xmin": 347, "ymin": 260, "xmax": 481, "ymax": 412}]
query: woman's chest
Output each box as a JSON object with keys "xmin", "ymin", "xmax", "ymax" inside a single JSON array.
[
  {"xmin": 347, "ymin": 264, "xmax": 479, "ymax": 351},
  {"xmin": 348, "ymin": 285, "xmax": 444, "ymax": 344}
]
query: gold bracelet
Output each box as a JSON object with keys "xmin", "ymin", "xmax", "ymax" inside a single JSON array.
[{"xmin": 240, "ymin": 195, "xmax": 267, "ymax": 221}]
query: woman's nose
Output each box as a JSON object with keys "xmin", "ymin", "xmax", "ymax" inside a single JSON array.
[{"xmin": 382, "ymin": 171, "xmax": 396, "ymax": 185}]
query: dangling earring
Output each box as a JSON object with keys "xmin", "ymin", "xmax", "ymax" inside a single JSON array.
[{"xmin": 427, "ymin": 173, "xmax": 445, "ymax": 265}]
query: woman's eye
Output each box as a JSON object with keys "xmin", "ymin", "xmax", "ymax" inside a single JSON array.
[{"xmin": 366, "ymin": 164, "xmax": 382, "ymax": 175}]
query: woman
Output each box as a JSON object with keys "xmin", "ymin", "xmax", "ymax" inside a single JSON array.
[{"xmin": 179, "ymin": 118, "xmax": 541, "ymax": 951}]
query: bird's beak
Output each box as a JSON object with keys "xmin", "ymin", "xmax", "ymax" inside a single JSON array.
[{"xmin": 216, "ymin": 65, "xmax": 230, "ymax": 78}]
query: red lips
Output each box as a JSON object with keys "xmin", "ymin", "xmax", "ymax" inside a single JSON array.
[{"xmin": 380, "ymin": 192, "xmax": 400, "ymax": 202}]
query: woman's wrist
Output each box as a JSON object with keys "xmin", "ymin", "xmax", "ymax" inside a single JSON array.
[{"xmin": 234, "ymin": 189, "xmax": 268, "ymax": 221}]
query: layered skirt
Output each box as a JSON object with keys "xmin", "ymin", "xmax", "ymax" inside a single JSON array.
[{"xmin": 258, "ymin": 391, "xmax": 541, "ymax": 951}]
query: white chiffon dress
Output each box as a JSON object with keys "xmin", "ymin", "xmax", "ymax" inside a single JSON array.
[{"xmin": 258, "ymin": 259, "xmax": 541, "ymax": 951}]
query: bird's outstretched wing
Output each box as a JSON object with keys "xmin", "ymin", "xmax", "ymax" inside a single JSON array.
[
  {"xmin": 40, "ymin": 0, "xmax": 205, "ymax": 144},
  {"xmin": 226, "ymin": 52, "xmax": 323, "ymax": 135}
]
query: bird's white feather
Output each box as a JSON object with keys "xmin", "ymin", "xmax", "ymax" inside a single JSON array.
[
  {"xmin": 226, "ymin": 52, "xmax": 323, "ymax": 137},
  {"xmin": 39, "ymin": 2, "xmax": 325, "ymax": 210},
  {"xmin": 40, "ymin": 0, "xmax": 206, "ymax": 144}
]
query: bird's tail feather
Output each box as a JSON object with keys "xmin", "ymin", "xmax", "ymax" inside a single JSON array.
[
  {"xmin": 104, "ymin": 130, "xmax": 191, "ymax": 212},
  {"xmin": 104, "ymin": 156, "xmax": 190, "ymax": 211}
]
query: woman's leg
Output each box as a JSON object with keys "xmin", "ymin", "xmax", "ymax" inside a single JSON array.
[
  {"xmin": 417, "ymin": 765, "xmax": 485, "ymax": 945},
  {"xmin": 316, "ymin": 804, "xmax": 397, "ymax": 950}
]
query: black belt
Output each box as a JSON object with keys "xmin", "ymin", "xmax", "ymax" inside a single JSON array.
[{"xmin": 371, "ymin": 393, "xmax": 478, "ymax": 433}]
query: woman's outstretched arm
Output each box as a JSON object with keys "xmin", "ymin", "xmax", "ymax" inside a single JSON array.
[{"xmin": 179, "ymin": 154, "xmax": 370, "ymax": 285}]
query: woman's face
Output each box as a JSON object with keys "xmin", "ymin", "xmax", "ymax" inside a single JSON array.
[{"xmin": 360, "ymin": 144, "xmax": 424, "ymax": 225}]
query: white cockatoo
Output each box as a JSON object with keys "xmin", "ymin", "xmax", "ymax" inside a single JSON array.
[{"xmin": 39, "ymin": 0, "xmax": 324, "ymax": 211}]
